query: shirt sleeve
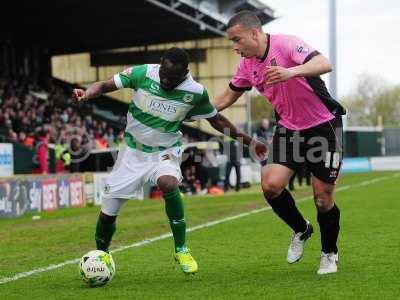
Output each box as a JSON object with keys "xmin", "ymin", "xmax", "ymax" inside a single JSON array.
[
  {"xmin": 282, "ymin": 35, "xmax": 320, "ymax": 65},
  {"xmin": 113, "ymin": 64, "xmax": 147, "ymax": 90},
  {"xmin": 187, "ymin": 89, "xmax": 217, "ymax": 120},
  {"xmin": 229, "ymin": 59, "xmax": 252, "ymax": 92}
]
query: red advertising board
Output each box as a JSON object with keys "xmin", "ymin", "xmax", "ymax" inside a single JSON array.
[
  {"xmin": 69, "ymin": 176, "xmax": 85, "ymax": 207},
  {"xmin": 42, "ymin": 178, "xmax": 58, "ymax": 211}
]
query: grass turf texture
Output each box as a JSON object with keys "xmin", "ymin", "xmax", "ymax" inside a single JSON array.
[{"xmin": 0, "ymin": 171, "xmax": 399, "ymax": 299}]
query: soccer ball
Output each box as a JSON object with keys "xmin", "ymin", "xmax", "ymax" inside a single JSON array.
[{"xmin": 79, "ymin": 250, "xmax": 116, "ymax": 287}]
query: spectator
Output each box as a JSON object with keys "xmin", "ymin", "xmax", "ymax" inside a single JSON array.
[
  {"xmin": 114, "ymin": 131, "xmax": 125, "ymax": 148},
  {"xmin": 105, "ymin": 127, "xmax": 115, "ymax": 147},
  {"xmin": 8, "ymin": 129, "xmax": 18, "ymax": 142},
  {"xmin": 33, "ymin": 129, "xmax": 49, "ymax": 174},
  {"xmin": 256, "ymin": 118, "xmax": 273, "ymax": 143},
  {"xmin": 55, "ymin": 138, "xmax": 71, "ymax": 173},
  {"xmin": 69, "ymin": 137, "xmax": 82, "ymax": 173},
  {"xmin": 18, "ymin": 131, "xmax": 27, "ymax": 144},
  {"xmin": 288, "ymin": 164, "xmax": 311, "ymax": 191},
  {"xmin": 181, "ymin": 147, "xmax": 203, "ymax": 195},
  {"xmin": 95, "ymin": 133, "xmax": 108, "ymax": 149},
  {"xmin": 60, "ymin": 109, "xmax": 69, "ymax": 123},
  {"xmin": 23, "ymin": 132, "xmax": 35, "ymax": 148},
  {"xmin": 223, "ymin": 137, "xmax": 242, "ymax": 192}
]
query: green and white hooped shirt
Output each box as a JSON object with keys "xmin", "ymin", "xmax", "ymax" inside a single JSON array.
[{"xmin": 113, "ymin": 64, "xmax": 217, "ymax": 153}]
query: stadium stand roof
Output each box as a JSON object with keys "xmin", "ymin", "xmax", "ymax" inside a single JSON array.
[{"xmin": 2, "ymin": 0, "xmax": 274, "ymax": 55}]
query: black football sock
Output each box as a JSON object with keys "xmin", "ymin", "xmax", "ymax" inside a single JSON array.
[
  {"xmin": 317, "ymin": 204, "xmax": 340, "ymax": 254},
  {"xmin": 265, "ymin": 189, "xmax": 307, "ymax": 233},
  {"xmin": 95, "ymin": 212, "xmax": 116, "ymax": 252}
]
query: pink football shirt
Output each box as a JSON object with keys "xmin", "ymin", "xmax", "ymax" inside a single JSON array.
[{"xmin": 230, "ymin": 34, "xmax": 345, "ymax": 130}]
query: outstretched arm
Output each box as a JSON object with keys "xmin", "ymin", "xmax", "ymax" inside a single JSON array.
[
  {"xmin": 290, "ymin": 53, "xmax": 332, "ymax": 77},
  {"xmin": 214, "ymin": 87, "xmax": 243, "ymax": 112},
  {"xmin": 207, "ymin": 113, "xmax": 267, "ymax": 159},
  {"xmin": 72, "ymin": 78, "xmax": 118, "ymax": 102},
  {"xmin": 266, "ymin": 54, "xmax": 332, "ymax": 84}
]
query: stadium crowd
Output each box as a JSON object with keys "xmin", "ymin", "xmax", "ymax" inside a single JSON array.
[
  {"xmin": 0, "ymin": 75, "xmax": 125, "ymax": 151},
  {"xmin": 0, "ymin": 75, "xmax": 253, "ymax": 195}
]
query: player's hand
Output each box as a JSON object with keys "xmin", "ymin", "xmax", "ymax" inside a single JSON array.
[
  {"xmin": 265, "ymin": 66, "xmax": 295, "ymax": 84},
  {"xmin": 254, "ymin": 140, "xmax": 268, "ymax": 160},
  {"xmin": 72, "ymin": 89, "xmax": 88, "ymax": 102}
]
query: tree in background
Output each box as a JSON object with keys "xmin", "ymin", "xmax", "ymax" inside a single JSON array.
[{"xmin": 344, "ymin": 74, "xmax": 400, "ymax": 127}]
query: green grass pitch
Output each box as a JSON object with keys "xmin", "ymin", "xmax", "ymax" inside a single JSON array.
[{"xmin": 0, "ymin": 171, "xmax": 399, "ymax": 299}]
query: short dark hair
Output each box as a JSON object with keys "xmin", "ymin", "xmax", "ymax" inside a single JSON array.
[
  {"xmin": 162, "ymin": 47, "xmax": 189, "ymax": 70},
  {"xmin": 227, "ymin": 10, "xmax": 262, "ymax": 30},
  {"xmin": 36, "ymin": 128, "xmax": 48, "ymax": 138}
]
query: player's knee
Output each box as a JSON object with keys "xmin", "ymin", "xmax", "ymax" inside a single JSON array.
[
  {"xmin": 158, "ymin": 176, "xmax": 179, "ymax": 193},
  {"xmin": 314, "ymin": 196, "xmax": 326, "ymax": 210},
  {"xmin": 262, "ymin": 180, "xmax": 285, "ymax": 199},
  {"xmin": 313, "ymin": 191, "xmax": 333, "ymax": 212}
]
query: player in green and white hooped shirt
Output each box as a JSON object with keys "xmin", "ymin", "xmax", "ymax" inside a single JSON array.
[{"xmin": 73, "ymin": 47, "xmax": 267, "ymax": 275}]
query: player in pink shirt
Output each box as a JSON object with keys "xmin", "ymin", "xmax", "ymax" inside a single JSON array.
[{"xmin": 216, "ymin": 11, "xmax": 346, "ymax": 275}]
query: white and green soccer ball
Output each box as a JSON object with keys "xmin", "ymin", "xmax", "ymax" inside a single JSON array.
[{"xmin": 79, "ymin": 250, "xmax": 116, "ymax": 287}]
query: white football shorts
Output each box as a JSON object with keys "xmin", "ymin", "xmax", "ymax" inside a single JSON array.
[{"xmin": 101, "ymin": 144, "xmax": 183, "ymax": 216}]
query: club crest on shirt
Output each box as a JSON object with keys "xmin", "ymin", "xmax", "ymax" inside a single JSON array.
[
  {"xmin": 183, "ymin": 93, "xmax": 194, "ymax": 103},
  {"xmin": 104, "ymin": 184, "xmax": 111, "ymax": 194},
  {"xmin": 296, "ymin": 45, "xmax": 310, "ymax": 54},
  {"xmin": 270, "ymin": 58, "xmax": 278, "ymax": 66}
]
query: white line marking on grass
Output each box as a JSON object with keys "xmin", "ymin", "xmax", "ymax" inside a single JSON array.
[
  {"xmin": 0, "ymin": 173, "xmax": 398, "ymax": 285},
  {"xmin": 335, "ymin": 185, "xmax": 351, "ymax": 192},
  {"xmin": 0, "ymin": 259, "xmax": 81, "ymax": 285},
  {"xmin": 359, "ymin": 176, "xmax": 389, "ymax": 186}
]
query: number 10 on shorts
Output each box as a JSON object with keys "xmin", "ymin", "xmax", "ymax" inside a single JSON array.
[{"xmin": 325, "ymin": 152, "xmax": 340, "ymax": 169}]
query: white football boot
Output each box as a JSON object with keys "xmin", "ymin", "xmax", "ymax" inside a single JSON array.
[
  {"xmin": 317, "ymin": 252, "xmax": 339, "ymax": 275},
  {"xmin": 287, "ymin": 220, "xmax": 314, "ymax": 263}
]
